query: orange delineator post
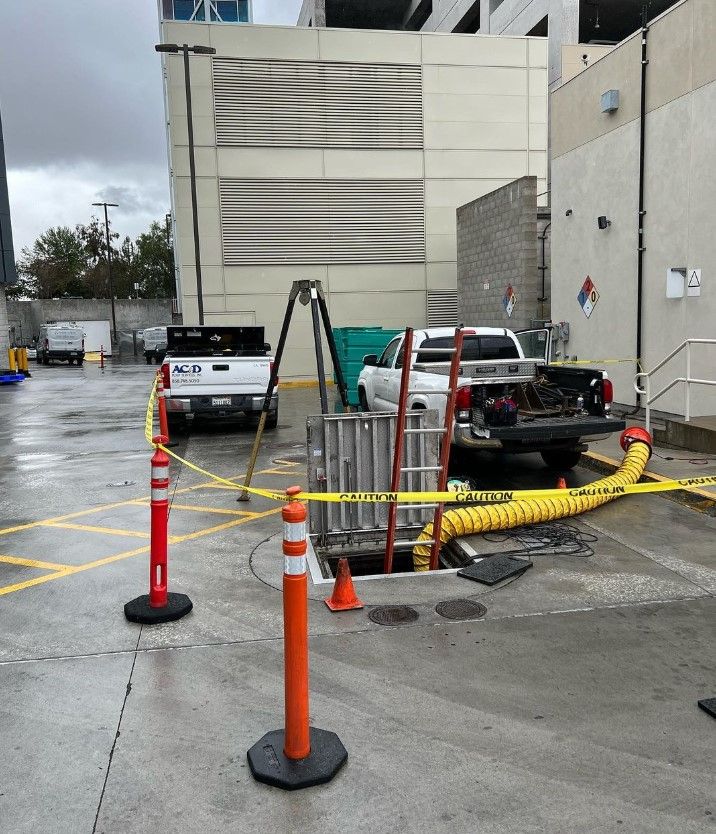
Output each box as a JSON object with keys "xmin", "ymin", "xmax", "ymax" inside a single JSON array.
[
  {"xmin": 123, "ymin": 434, "xmax": 192, "ymax": 624},
  {"xmin": 282, "ymin": 486, "xmax": 311, "ymax": 759},
  {"xmin": 156, "ymin": 371, "xmax": 171, "ymax": 441},
  {"xmin": 100, "ymin": 344, "xmax": 105, "ymax": 369},
  {"xmin": 247, "ymin": 486, "xmax": 347, "ymax": 790}
]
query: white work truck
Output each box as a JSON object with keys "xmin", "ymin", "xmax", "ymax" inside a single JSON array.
[
  {"xmin": 357, "ymin": 327, "xmax": 624, "ymax": 470},
  {"xmin": 161, "ymin": 326, "xmax": 277, "ymax": 431},
  {"xmin": 36, "ymin": 323, "xmax": 85, "ymax": 366}
]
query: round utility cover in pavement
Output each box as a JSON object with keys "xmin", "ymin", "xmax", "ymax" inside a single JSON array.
[
  {"xmin": 435, "ymin": 600, "xmax": 487, "ymax": 621},
  {"xmin": 368, "ymin": 605, "xmax": 419, "ymax": 626}
]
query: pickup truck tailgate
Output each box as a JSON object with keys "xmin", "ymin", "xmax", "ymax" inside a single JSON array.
[
  {"xmin": 167, "ymin": 357, "xmax": 271, "ymax": 396},
  {"xmin": 479, "ymin": 414, "xmax": 625, "ymax": 441}
]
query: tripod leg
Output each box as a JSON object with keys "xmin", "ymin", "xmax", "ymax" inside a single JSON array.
[
  {"xmin": 238, "ymin": 289, "xmax": 297, "ymax": 501},
  {"xmin": 316, "ymin": 287, "xmax": 350, "ymax": 410},
  {"xmin": 310, "ymin": 282, "xmax": 329, "ymax": 415}
]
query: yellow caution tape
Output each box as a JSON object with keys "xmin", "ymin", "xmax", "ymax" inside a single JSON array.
[{"xmin": 142, "ymin": 383, "xmax": 716, "ymax": 504}]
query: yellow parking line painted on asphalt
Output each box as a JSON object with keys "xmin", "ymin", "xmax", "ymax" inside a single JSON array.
[
  {"xmin": 165, "ymin": 503, "xmax": 258, "ymax": 517},
  {"xmin": 0, "ymin": 554, "xmax": 71, "ymax": 571},
  {"xmin": 0, "ymin": 507, "xmax": 283, "ymax": 597},
  {"xmin": 42, "ymin": 522, "xmax": 152, "ymax": 539},
  {"xmin": 272, "ymin": 459, "xmax": 301, "ymax": 467}
]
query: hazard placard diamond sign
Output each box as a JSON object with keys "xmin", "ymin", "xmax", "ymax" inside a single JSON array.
[
  {"xmin": 503, "ymin": 284, "xmax": 517, "ymax": 318},
  {"xmin": 578, "ymin": 276, "xmax": 600, "ymax": 318}
]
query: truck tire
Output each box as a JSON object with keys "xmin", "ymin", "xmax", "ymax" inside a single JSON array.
[
  {"xmin": 358, "ymin": 388, "xmax": 369, "ymax": 412},
  {"xmin": 266, "ymin": 410, "xmax": 278, "ymax": 430},
  {"xmin": 42, "ymin": 354, "xmax": 49, "ymax": 366},
  {"xmin": 146, "ymin": 355, "xmax": 152, "ymax": 365},
  {"xmin": 540, "ymin": 448, "xmax": 583, "ymax": 471},
  {"xmin": 77, "ymin": 359, "xmax": 84, "ymax": 367}
]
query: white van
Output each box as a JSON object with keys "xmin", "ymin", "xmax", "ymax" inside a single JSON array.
[
  {"xmin": 36, "ymin": 323, "xmax": 85, "ymax": 366},
  {"xmin": 142, "ymin": 326, "xmax": 168, "ymax": 364}
]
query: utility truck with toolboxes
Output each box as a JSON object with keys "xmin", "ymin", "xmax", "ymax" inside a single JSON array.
[
  {"xmin": 160, "ymin": 326, "xmax": 277, "ymax": 431},
  {"xmin": 357, "ymin": 326, "xmax": 624, "ymax": 470}
]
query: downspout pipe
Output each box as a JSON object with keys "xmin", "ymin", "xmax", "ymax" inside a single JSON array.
[
  {"xmin": 538, "ymin": 221, "xmax": 551, "ymax": 318},
  {"xmin": 636, "ymin": 5, "xmax": 649, "ymax": 405}
]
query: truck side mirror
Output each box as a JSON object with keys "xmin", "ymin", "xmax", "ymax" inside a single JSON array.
[
  {"xmin": 264, "ymin": 342, "xmax": 271, "ymax": 352},
  {"xmin": 363, "ymin": 354, "xmax": 378, "ymax": 366}
]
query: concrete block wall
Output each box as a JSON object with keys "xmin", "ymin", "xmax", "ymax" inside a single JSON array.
[
  {"xmin": 0, "ymin": 286, "xmax": 9, "ymax": 354},
  {"xmin": 457, "ymin": 176, "xmax": 545, "ymax": 329},
  {"xmin": 7, "ymin": 299, "xmax": 177, "ymax": 345}
]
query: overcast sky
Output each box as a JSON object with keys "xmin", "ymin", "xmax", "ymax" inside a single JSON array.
[{"xmin": 0, "ymin": 0, "xmax": 302, "ymax": 254}]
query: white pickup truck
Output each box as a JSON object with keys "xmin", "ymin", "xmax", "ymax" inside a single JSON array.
[
  {"xmin": 357, "ymin": 326, "xmax": 624, "ymax": 470},
  {"xmin": 160, "ymin": 326, "xmax": 277, "ymax": 431}
]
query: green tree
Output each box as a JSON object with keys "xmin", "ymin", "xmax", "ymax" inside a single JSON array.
[
  {"xmin": 133, "ymin": 221, "xmax": 175, "ymax": 299},
  {"xmin": 16, "ymin": 226, "xmax": 91, "ymax": 298}
]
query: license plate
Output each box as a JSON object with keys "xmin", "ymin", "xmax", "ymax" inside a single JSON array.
[{"xmin": 212, "ymin": 397, "xmax": 232, "ymax": 406}]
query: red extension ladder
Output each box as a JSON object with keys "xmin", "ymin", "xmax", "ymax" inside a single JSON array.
[{"xmin": 383, "ymin": 327, "xmax": 465, "ymax": 573}]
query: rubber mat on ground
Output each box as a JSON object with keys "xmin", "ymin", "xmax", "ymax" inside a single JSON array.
[{"xmin": 457, "ymin": 555, "xmax": 532, "ymax": 586}]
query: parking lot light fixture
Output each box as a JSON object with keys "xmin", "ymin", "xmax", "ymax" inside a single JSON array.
[
  {"xmin": 155, "ymin": 42, "xmax": 217, "ymax": 326},
  {"xmin": 92, "ymin": 201, "xmax": 119, "ymax": 343}
]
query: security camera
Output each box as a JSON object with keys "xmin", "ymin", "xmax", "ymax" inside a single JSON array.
[{"xmin": 597, "ymin": 215, "xmax": 611, "ymax": 230}]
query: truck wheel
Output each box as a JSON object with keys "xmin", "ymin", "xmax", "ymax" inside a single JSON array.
[
  {"xmin": 77, "ymin": 359, "xmax": 84, "ymax": 367},
  {"xmin": 540, "ymin": 449, "xmax": 583, "ymax": 471},
  {"xmin": 42, "ymin": 355, "xmax": 49, "ymax": 366},
  {"xmin": 266, "ymin": 410, "xmax": 278, "ymax": 430},
  {"xmin": 146, "ymin": 356, "xmax": 152, "ymax": 365},
  {"xmin": 358, "ymin": 388, "xmax": 369, "ymax": 412}
]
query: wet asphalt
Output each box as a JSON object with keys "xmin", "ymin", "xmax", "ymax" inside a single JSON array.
[{"xmin": 0, "ymin": 359, "xmax": 714, "ymax": 833}]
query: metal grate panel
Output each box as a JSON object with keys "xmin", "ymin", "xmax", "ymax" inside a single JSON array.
[
  {"xmin": 427, "ymin": 290, "xmax": 458, "ymax": 327},
  {"xmin": 219, "ymin": 178, "xmax": 425, "ymax": 265},
  {"xmin": 213, "ymin": 57, "xmax": 423, "ymax": 149}
]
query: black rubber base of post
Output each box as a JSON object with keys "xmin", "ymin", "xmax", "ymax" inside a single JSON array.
[
  {"xmin": 124, "ymin": 592, "xmax": 193, "ymax": 624},
  {"xmin": 247, "ymin": 727, "xmax": 347, "ymax": 790},
  {"xmin": 698, "ymin": 697, "xmax": 716, "ymax": 719}
]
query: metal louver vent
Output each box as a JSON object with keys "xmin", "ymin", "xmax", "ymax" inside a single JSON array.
[
  {"xmin": 213, "ymin": 58, "xmax": 423, "ymax": 149},
  {"xmin": 427, "ymin": 290, "xmax": 458, "ymax": 326},
  {"xmin": 220, "ymin": 178, "xmax": 425, "ymax": 265}
]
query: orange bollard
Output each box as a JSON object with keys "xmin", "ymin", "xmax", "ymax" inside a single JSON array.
[
  {"xmin": 124, "ymin": 434, "xmax": 193, "ymax": 624},
  {"xmin": 325, "ymin": 558, "xmax": 364, "ymax": 611},
  {"xmin": 247, "ymin": 486, "xmax": 347, "ymax": 790},
  {"xmin": 156, "ymin": 371, "xmax": 177, "ymax": 447},
  {"xmin": 100, "ymin": 344, "xmax": 105, "ymax": 370}
]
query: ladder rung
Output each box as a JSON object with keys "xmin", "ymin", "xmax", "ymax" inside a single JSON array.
[
  {"xmin": 403, "ymin": 427, "xmax": 446, "ymax": 434},
  {"xmin": 395, "ymin": 539, "xmax": 435, "ymax": 548},
  {"xmin": 408, "ymin": 388, "xmax": 451, "ymax": 395},
  {"xmin": 397, "ymin": 503, "xmax": 438, "ymax": 510},
  {"xmin": 400, "ymin": 465, "xmax": 441, "ymax": 472}
]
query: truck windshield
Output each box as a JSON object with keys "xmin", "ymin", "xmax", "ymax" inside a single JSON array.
[{"xmin": 415, "ymin": 336, "xmax": 519, "ymax": 363}]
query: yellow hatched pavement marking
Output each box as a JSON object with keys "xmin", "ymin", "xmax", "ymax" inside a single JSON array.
[
  {"xmin": 0, "ymin": 554, "xmax": 71, "ymax": 571},
  {"xmin": 0, "ymin": 508, "xmax": 282, "ymax": 597},
  {"xmin": 42, "ymin": 522, "xmax": 152, "ymax": 539},
  {"xmin": 163, "ymin": 503, "xmax": 257, "ymax": 517}
]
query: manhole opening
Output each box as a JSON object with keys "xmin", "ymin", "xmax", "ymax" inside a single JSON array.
[
  {"xmin": 325, "ymin": 549, "xmax": 417, "ymax": 578},
  {"xmin": 435, "ymin": 599, "xmax": 487, "ymax": 621},
  {"xmin": 369, "ymin": 605, "xmax": 419, "ymax": 626}
]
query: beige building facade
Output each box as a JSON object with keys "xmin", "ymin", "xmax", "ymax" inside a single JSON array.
[
  {"xmin": 159, "ymin": 21, "xmax": 547, "ymax": 378},
  {"xmin": 551, "ymin": 0, "xmax": 716, "ymax": 414}
]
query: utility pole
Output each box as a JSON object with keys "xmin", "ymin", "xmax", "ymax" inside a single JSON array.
[
  {"xmin": 155, "ymin": 43, "xmax": 216, "ymax": 326},
  {"xmin": 92, "ymin": 201, "xmax": 118, "ymax": 343}
]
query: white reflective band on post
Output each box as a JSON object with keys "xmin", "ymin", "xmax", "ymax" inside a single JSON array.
[
  {"xmin": 284, "ymin": 555, "xmax": 306, "ymax": 576},
  {"xmin": 151, "ymin": 487, "xmax": 169, "ymax": 501},
  {"xmin": 152, "ymin": 466, "xmax": 169, "ymax": 479},
  {"xmin": 283, "ymin": 520, "xmax": 306, "ymax": 542}
]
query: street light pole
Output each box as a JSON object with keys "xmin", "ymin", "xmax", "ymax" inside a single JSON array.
[
  {"xmin": 156, "ymin": 42, "xmax": 216, "ymax": 326},
  {"xmin": 92, "ymin": 201, "xmax": 118, "ymax": 343}
]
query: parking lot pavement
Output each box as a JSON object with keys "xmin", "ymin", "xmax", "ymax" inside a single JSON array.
[{"xmin": 0, "ymin": 361, "xmax": 714, "ymax": 833}]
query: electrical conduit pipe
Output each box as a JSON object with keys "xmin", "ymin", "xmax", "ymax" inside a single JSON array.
[{"xmin": 412, "ymin": 428, "xmax": 653, "ymax": 572}]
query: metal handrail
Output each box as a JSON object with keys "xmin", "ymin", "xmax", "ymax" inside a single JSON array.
[{"xmin": 634, "ymin": 339, "xmax": 716, "ymax": 432}]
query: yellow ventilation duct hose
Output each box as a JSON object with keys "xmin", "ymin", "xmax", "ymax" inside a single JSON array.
[{"xmin": 413, "ymin": 428, "xmax": 653, "ymax": 572}]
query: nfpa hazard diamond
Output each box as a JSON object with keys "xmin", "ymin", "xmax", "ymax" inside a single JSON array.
[{"xmin": 578, "ymin": 276, "xmax": 600, "ymax": 318}]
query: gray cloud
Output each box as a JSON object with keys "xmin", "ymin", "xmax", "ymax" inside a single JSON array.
[{"xmin": 0, "ymin": 0, "xmax": 302, "ymax": 251}]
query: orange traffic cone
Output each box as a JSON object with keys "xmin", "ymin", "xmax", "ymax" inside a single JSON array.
[
  {"xmin": 556, "ymin": 476, "xmax": 567, "ymax": 489},
  {"xmin": 325, "ymin": 558, "xmax": 364, "ymax": 611}
]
